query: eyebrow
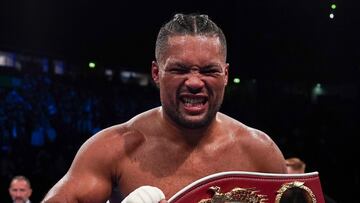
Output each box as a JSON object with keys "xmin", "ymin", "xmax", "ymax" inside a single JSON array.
[{"xmin": 167, "ymin": 59, "xmax": 221, "ymax": 68}]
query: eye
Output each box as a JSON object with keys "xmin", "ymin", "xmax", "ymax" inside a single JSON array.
[
  {"xmin": 201, "ymin": 66, "xmax": 222, "ymax": 75},
  {"xmin": 168, "ymin": 65, "xmax": 189, "ymax": 74}
]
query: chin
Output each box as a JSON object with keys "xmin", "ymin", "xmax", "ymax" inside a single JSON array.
[{"xmin": 179, "ymin": 116, "xmax": 212, "ymax": 129}]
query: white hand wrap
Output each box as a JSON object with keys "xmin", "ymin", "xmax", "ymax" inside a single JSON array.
[{"xmin": 121, "ymin": 185, "xmax": 165, "ymax": 203}]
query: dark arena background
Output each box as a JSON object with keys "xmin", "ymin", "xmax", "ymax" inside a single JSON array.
[{"xmin": 1, "ymin": 0, "xmax": 359, "ymax": 202}]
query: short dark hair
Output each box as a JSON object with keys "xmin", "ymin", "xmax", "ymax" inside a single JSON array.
[
  {"xmin": 10, "ymin": 175, "xmax": 32, "ymax": 188},
  {"xmin": 155, "ymin": 13, "xmax": 227, "ymax": 63}
]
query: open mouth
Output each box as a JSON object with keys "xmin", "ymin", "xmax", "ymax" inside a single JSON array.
[{"xmin": 181, "ymin": 97, "xmax": 207, "ymax": 107}]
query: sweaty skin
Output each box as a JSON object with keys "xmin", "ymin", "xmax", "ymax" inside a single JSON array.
[{"xmin": 42, "ymin": 36, "xmax": 286, "ymax": 203}]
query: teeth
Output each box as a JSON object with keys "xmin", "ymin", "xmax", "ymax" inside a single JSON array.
[{"xmin": 183, "ymin": 98, "xmax": 204, "ymax": 105}]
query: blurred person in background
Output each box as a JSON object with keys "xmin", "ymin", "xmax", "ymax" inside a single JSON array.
[
  {"xmin": 285, "ymin": 157, "xmax": 337, "ymax": 203},
  {"xmin": 9, "ymin": 175, "xmax": 32, "ymax": 203}
]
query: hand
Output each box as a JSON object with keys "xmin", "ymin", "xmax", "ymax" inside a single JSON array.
[{"xmin": 121, "ymin": 185, "xmax": 166, "ymax": 203}]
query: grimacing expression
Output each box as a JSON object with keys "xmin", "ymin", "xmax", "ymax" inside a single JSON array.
[
  {"xmin": 152, "ymin": 35, "xmax": 229, "ymax": 129},
  {"xmin": 9, "ymin": 179, "xmax": 32, "ymax": 203}
]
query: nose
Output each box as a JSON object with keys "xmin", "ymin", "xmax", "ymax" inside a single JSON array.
[
  {"xmin": 184, "ymin": 74, "xmax": 204, "ymax": 93},
  {"xmin": 15, "ymin": 190, "xmax": 22, "ymax": 197}
]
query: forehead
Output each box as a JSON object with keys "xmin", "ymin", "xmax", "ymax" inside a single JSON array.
[
  {"xmin": 162, "ymin": 35, "xmax": 224, "ymax": 64},
  {"xmin": 167, "ymin": 35, "xmax": 221, "ymax": 51},
  {"xmin": 10, "ymin": 180, "xmax": 29, "ymax": 188}
]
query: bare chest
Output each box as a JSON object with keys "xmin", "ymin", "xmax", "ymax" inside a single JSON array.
[
  {"xmin": 118, "ymin": 148, "xmax": 259, "ymax": 198},
  {"xmin": 119, "ymin": 165, "xmax": 220, "ymax": 198}
]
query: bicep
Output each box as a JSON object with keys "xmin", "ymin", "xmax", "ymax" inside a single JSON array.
[
  {"xmin": 43, "ymin": 172, "xmax": 112, "ymax": 203},
  {"xmin": 43, "ymin": 140, "xmax": 114, "ymax": 202}
]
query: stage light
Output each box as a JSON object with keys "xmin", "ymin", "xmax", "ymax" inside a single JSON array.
[
  {"xmin": 331, "ymin": 4, "xmax": 336, "ymax": 10},
  {"xmin": 89, "ymin": 62, "xmax": 96, "ymax": 68},
  {"xmin": 329, "ymin": 13, "xmax": 335, "ymax": 19},
  {"xmin": 233, "ymin": 78, "xmax": 240, "ymax": 84},
  {"xmin": 313, "ymin": 83, "xmax": 324, "ymax": 95}
]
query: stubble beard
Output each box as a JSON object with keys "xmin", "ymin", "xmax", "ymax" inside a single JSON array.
[
  {"xmin": 14, "ymin": 199, "xmax": 27, "ymax": 203},
  {"xmin": 164, "ymin": 98, "xmax": 223, "ymax": 129}
]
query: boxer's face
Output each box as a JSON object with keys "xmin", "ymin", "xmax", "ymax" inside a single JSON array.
[
  {"xmin": 152, "ymin": 35, "xmax": 228, "ymax": 129},
  {"xmin": 9, "ymin": 179, "xmax": 32, "ymax": 203}
]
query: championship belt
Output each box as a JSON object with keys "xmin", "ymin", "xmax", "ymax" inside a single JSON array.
[{"xmin": 168, "ymin": 171, "xmax": 325, "ymax": 203}]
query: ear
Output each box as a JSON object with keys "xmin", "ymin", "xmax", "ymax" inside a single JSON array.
[
  {"xmin": 224, "ymin": 63, "xmax": 229, "ymax": 86},
  {"xmin": 152, "ymin": 61, "xmax": 160, "ymax": 87}
]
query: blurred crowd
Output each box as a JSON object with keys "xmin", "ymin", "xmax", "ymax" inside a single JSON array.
[{"xmin": 0, "ymin": 72, "xmax": 160, "ymax": 201}]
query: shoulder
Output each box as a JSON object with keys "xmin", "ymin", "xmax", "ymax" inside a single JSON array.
[
  {"xmin": 41, "ymin": 110, "xmax": 162, "ymax": 203},
  {"xmin": 218, "ymin": 113, "xmax": 287, "ymax": 173},
  {"xmin": 78, "ymin": 107, "xmax": 160, "ymax": 160},
  {"xmin": 89, "ymin": 108, "xmax": 160, "ymax": 142},
  {"xmin": 218, "ymin": 113, "xmax": 270, "ymax": 142}
]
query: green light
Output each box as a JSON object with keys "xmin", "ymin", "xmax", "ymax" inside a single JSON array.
[
  {"xmin": 233, "ymin": 78, "xmax": 240, "ymax": 84},
  {"xmin": 89, "ymin": 62, "xmax": 96, "ymax": 68},
  {"xmin": 331, "ymin": 4, "xmax": 336, "ymax": 9}
]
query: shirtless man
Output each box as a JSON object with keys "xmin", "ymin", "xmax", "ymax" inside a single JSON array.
[{"xmin": 42, "ymin": 13, "xmax": 287, "ymax": 203}]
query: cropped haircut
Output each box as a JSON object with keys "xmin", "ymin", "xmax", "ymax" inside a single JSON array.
[
  {"xmin": 285, "ymin": 157, "xmax": 306, "ymax": 172},
  {"xmin": 155, "ymin": 13, "xmax": 227, "ymax": 63},
  {"xmin": 10, "ymin": 175, "xmax": 32, "ymax": 188}
]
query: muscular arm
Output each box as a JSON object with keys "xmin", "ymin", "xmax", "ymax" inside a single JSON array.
[
  {"xmin": 249, "ymin": 129, "xmax": 287, "ymax": 173},
  {"xmin": 42, "ymin": 131, "xmax": 120, "ymax": 203}
]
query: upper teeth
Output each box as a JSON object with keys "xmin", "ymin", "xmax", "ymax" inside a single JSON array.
[{"xmin": 183, "ymin": 98, "xmax": 204, "ymax": 104}]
